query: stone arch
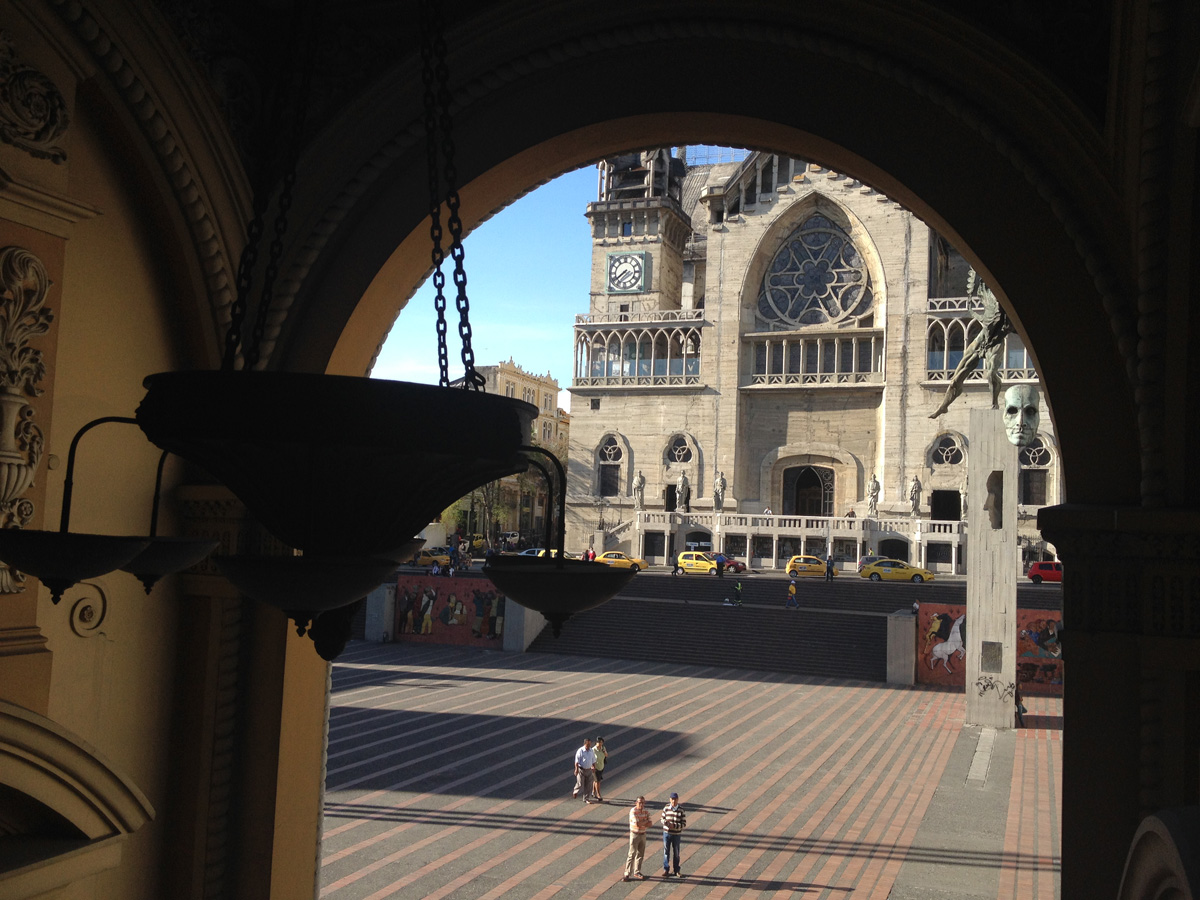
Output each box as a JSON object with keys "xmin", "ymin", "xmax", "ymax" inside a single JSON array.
[
  {"xmin": 0, "ymin": 701, "xmax": 155, "ymax": 886},
  {"xmin": 288, "ymin": 51, "xmax": 1132, "ymax": 513},
  {"xmin": 69, "ymin": 0, "xmax": 1140, "ymax": 505},
  {"xmin": 49, "ymin": 5, "xmax": 1172, "ymax": 898},
  {"xmin": 759, "ymin": 443, "xmax": 863, "ymax": 512}
]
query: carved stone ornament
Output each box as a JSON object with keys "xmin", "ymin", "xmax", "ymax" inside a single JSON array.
[
  {"xmin": 0, "ymin": 33, "xmax": 69, "ymax": 164},
  {"xmin": 0, "ymin": 246, "xmax": 53, "ymax": 592}
]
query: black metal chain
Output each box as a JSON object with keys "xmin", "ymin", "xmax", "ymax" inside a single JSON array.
[
  {"xmin": 224, "ymin": 200, "xmax": 268, "ymax": 370},
  {"xmin": 222, "ymin": 51, "xmax": 293, "ymax": 371},
  {"xmin": 243, "ymin": 0, "xmax": 318, "ymax": 371},
  {"xmin": 420, "ymin": 0, "xmax": 451, "ymax": 387},
  {"xmin": 420, "ymin": 0, "xmax": 484, "ymax": 390}
]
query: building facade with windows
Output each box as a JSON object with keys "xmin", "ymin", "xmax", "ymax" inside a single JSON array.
[
  {"xmin": 464, "ymin": 360, "xmax": 569, "ymax": 540},
  {"xmin": 565, "ymin": 149, "xmax": 1058, "ymax": 570}
]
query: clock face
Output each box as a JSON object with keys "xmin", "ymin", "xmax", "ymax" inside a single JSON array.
[{"xmin": 607, "ymin": 252, "xmax": 645, "ymax": 293}]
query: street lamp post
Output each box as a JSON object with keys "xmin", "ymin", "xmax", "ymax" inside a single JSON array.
[{"xmin": 595, "ymin": 498, "xmax": 609, "ymax": 531}]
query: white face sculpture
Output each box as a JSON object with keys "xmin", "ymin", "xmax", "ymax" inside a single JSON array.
[{"xmin": 1003, "ymin": 384, "xmax": 1040, "ymax": 447}]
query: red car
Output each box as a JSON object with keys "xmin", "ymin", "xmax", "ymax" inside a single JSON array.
[{"xmin": 1026, "ymin": 561, "xmax": 1063, "ymax": 583}]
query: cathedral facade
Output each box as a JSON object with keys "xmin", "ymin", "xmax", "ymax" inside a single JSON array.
[{"xmin": 565, "ymin": 149, "xmax": 1058, "ymax": 571}]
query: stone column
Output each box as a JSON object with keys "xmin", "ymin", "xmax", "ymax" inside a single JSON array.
[
  {"xmin": 1038, "ymin": 504, "xmax": 1200, "ymax": 900},
  {"xmin": 965, "ymin": 407, "xmax": 1018, "ymax": 727}
]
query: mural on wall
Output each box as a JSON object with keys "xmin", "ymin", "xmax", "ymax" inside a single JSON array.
[
  {"xmin": 919, "ymin": 605, "xmax": 966, "ymax": 685},
  {"xmin": 1016, "ymin": 614, "xmax": 1064, "ymax": 692},
  {"xmin": 393, "ymin": 573, "xmax": 507, "ymax": 645},
  {"xmin": 916, "ymin": 602, "xmax": 1063, "ymax": 694}
]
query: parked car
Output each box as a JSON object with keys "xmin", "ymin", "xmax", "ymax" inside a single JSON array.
[
  {"xmin": 411, "ymin": 547, "xmax": 451, "ymax": 567},
  {"xmin": 674, "ymin": 551, "xmax": 717, "ymax": 575},
  {"xmin": 786, "ymin": 555, "xmax": 837, "ymax": 578},
  {"xmin": 1027, "ymin": 561, "xmax": 1063, "ymax": 583},
  {"xmin": 596, "ymin": 551, "xmax": 647, "ymax": 572},
  {"xmin": 857, "ymin": 555, "xmax": 884, "ymax": 572},
  {"xmin": 859, "ymin": 559, "xmax": 935, "ymax": 582},
  {"xmin": 537, "ymin": 549, "xmax": 580, "ymax": 559},
  {"xmin": 724, "ymin": 558, "xmax": 748, "ymax": 574},
  {"xmin": 518, "ymin": 547, "xmax": 544, "ymax": 557}
]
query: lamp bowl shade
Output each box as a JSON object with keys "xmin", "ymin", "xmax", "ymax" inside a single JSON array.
[
  {"xmin": 0, "ymin": 529, "xmax": 151, "ymax": 603},
  {"xmin": 483, "ymin": 556, "xmax": 636, "ymax": 636},
  {"xmin": 215, "ymin": 554, "xmax": 402, "ymax": 616},
  {"xmin": 121, "ymin": 536, "xmax": 221, "ymax": 593},
  {"xmin": 136, "ymin": 371, "xmax": 537, "ymax": 557}
]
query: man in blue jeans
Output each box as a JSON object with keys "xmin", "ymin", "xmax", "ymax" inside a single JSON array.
[{"xmin": 661, "ymin": 792, "xmax": 686, "ymax": 877}]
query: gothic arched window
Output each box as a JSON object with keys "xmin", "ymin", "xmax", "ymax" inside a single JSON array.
[
  {"xmin": 757, "ymin": 213, "xmax": 873, "ymax": 327},
  {"xmin": 1018, "ymin": 437, "xmax": 1052, "ymax": 506},
  {"xmin": 666, "ymin": 436, "xmax": 692, "ymax": 463},
  {"xmin": 597, "ymin": 435, "xmax": 623, "ymax": 496},
  {"xmin": 933, "ymin": 435, "xmax": 964, "ymax": 465}
]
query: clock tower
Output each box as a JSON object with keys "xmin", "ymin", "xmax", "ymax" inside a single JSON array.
[{"xmin": 585, "ymin": 149, "xmax": 691, "ymax": 317}]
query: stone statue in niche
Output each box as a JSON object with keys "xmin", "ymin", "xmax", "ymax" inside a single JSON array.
[
  {"xmin": 677, "ymin": 470, "xmax": 690, "ymax": 513},
  {"xmin": 909, "ymin": 475, "xmax": 921, "ymax": 517},
  {"xmin": 0, "ymin": 246, "xmax": 54, "ymax": 593},
  {"xmin": 866, "ymin": 473, "xmax": 880, "ymax": 517},
  {"xmin": 712, "ymin": 470, "xmax": 726, "ymax": 512},
  {"xmin": 1002, "ymin": 384, "xmax": 1040, "ymax": 447},
  {"xmin": 929, "ymin": 268, "xmax": 1014, "ymax": 419},
  {"xmin": 632, "ymin": 470, "xmax": 645, "ymax": 510}
]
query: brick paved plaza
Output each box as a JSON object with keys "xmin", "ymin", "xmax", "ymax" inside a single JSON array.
[{"xmin": 319, "ymin": 643, "xmax": 1060, "ymax": 899}]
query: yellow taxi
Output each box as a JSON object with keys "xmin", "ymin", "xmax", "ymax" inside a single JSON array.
[
  {"xmin": 411, "ymin": 546, "xmax": 451, "ymax": 567},
  {"xmin": 786, "ymin": 555, "xmax": 837, "ymax": 578},
  {"xmin": 595, "ymin": 551, "xmax": 647, "ymax": 572},
  {"xmin": 673, "ymin": 551, "xmax": 717, "ymax": 575},
  {"xmin": 859, "ymin": 558, "xmax": 935, "ymax": 583}
]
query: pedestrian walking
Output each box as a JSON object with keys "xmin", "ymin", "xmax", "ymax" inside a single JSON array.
[
  {"xmin": 572, "ymin": 737, "xmax": 596, "ymax": 802},
  {"xmin": 785, "ymin": 579, "xmax": 799, "ymax": 609},
  {"xmin": 825, "ymin": 553, "xmax": 834, "ymax": 581},
  {"xmin": 714, "ymin": 551, "xmax": 727, "ymax": 577},
  {"xmin": 661, "ymin": 792, "xmax": 686, "ymax": 877},
  {"xmin": 622, "ymin": 796, "xmax": 651, "ymax": 881},
  {"xmin": 592, "ymin": 737, "xmax": 609, "ymax": 800}
]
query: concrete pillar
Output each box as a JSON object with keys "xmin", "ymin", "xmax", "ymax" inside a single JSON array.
[
  {"xmin": 886, "ymin": 610, "xmax": 916, "ymax": 684},
  {"xmin": 965, "ymin": 407, "xmax": 1018, "ymax": 727}
]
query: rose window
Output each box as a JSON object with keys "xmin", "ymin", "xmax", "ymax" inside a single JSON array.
[{"xmin": 757, "ymin": 214, "xmax": 873, "ymax": 327}]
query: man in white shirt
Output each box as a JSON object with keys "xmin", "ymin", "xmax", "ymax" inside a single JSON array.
[{"xmin": 572, "ymin": 737, "xmax": 596, "ymax": 803}]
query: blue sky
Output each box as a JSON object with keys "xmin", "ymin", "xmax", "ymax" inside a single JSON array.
[{"xmin": 370, "ymin": 165, "xmax": 598, "ymax": 410}]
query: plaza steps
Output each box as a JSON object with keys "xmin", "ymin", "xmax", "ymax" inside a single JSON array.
[{"xmin": 527, "ymin": 572, "xmax": 1060, "ymax": 681}]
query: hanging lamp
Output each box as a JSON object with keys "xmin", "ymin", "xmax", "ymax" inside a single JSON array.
[
  {"xmin": 0, "ymin": 417, "xmax": 217, "ymax": 603},
  {"xmin": 132, "ymin": 0, "xmax": 536, "ymax": 652},
  {"xmin": 485, "ymin": 447, "xmax": 636, "ymax": 636}
]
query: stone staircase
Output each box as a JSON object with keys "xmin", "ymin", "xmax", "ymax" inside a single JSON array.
[{"xmin": 528, "ymin": 572, "xmax": 1060, "ymax": 681}]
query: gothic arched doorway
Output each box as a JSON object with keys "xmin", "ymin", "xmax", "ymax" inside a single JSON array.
[{"xmin": 783, "ymin": 466, "xmax": 833, "ymax": 516}]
